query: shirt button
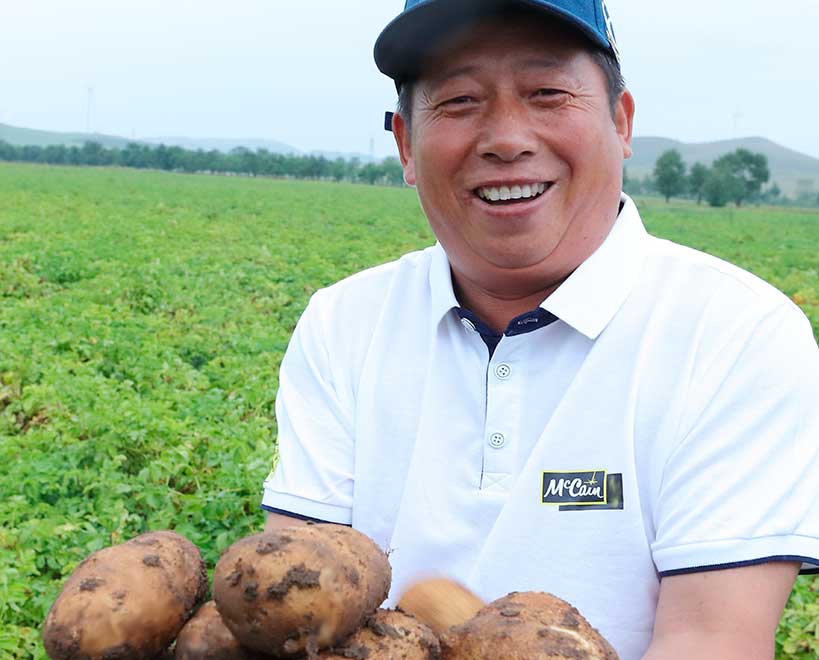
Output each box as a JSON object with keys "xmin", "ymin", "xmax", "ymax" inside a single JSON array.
[
  {"xmin": 494, "ymin": 363, "xmax": 512, "ymax": 380},
  {"xmin": 489, "ymin": 433, "xmax": 506, "ymax": 449},
  {"xmin": 461, "ymin": 317, "xmax": 476, "ymax": 332}
]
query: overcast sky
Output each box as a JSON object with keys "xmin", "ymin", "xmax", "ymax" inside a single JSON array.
[{"xmin": 2, "ymin": 0, "xmax": 818, "ymax": 159}]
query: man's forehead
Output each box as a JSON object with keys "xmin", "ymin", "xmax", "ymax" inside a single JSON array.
[{"xmin": 418, "ymin": 17, "xmax": 585, "ymax": 85}]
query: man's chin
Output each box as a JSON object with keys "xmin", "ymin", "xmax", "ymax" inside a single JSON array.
[{"xmin": 473, "ymin": 242, "xmax": 560, "ymax": 273}]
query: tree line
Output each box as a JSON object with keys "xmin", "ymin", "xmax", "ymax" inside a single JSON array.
[
  {"xmin": 3, "ymin": 138, "xmax": 817, "ymax": 207},
  {"xmin": 0, "ymin": 139, "xmax": 405, "ymax": 186},
  {"xmin": 626, "ymin": 147, "xmax": 817, "ymax": 207}
]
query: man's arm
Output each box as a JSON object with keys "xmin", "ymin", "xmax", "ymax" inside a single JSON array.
[
  {"xmin": 261, "ymin": 291, "xmax": 356, "ymax": 526},
  {"xmin": 643, "ymin": 561, "xmax": 799, "ymax": 660}
]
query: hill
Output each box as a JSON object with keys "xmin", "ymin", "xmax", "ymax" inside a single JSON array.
[
  {"xmin": 629, "ymin": 136, "xmax": 819, "ymax": 196},
  {"xmin": 0, "ymin": 124, "xmax": 359, "ymax": 160},
  {"xmin": 0, "ymin": 123, "xmax": 136, "ymax": 149}
]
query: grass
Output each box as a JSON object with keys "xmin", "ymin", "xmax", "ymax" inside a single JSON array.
[{"xmin": 0, "ymin": 163, "xmax": 817, "ymax": 658}]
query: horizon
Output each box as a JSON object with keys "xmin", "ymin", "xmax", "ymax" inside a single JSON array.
[{"xmin": 3, "ymin": 120, "xmax": 818, "ymax": 164}]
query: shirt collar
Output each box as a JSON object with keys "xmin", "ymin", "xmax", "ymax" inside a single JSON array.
[
  {"xmin": 428, "ymin": 193, "xmax": 649, "ymax": 339},
  {"xmin": 541, "ymin": 194, "xmax": 649, "ymax": 340},
  {"xmin": 429, "ymin": 239, "xmax": 461, "ymax": 324}
]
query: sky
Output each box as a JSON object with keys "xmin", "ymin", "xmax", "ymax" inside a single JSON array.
[{"xmin": 2, "ymin": 0, "xmax": 818, "ymax": 159}]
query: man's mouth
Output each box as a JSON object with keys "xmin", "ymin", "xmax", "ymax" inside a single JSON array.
[{"xmin": 474, "ymin": 182, "xmax": 552, "ymax": 205}]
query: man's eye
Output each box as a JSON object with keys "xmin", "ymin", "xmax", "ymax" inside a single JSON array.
[
  {"xmin": 442, "ymin": 96, "xmax": 475, "ymax": 106},
  {"xmin": 534, "ymin": 88, "xmax": 565, "ymax": 97}
]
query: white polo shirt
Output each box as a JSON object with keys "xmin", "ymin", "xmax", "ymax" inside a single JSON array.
[{"xmin": 262, "ymin": 194, "xmax": 819, "ymax": 660}]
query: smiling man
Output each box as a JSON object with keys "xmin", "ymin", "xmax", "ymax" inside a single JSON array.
[{"xmin": 261, "ymin": 2, "xmax": 819, "ymax": 658}]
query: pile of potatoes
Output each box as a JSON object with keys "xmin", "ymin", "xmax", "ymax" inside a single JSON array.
[
  {"xmin": 399, "ymin": 580, "xmax": 618, "ymax": 660},
  {"xmin": 42, "ymin": 523, "xmax": 617, "ymax": 659}
]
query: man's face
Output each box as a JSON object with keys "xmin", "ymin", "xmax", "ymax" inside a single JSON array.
[{"xmin": 393, "ymin": 16, "xmax": 635, "ymax": 297}]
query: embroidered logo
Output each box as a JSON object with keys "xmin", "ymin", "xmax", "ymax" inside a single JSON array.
[
  {"xmin": 541, "ymin": 470, "xmax": 624, "ymax": 511},
  {"xmin": 600, "ymin": 0, "xmax": 622, "ymax": 65},
  {"xmin": 542, "ymin": 470, "xmax": 607, "ymax": 505}
]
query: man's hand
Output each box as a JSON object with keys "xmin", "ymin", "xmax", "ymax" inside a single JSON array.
[
  {"xmin": 643, "ymin": 561, "xmax": 800, "ymax": 660},
  {"xmin": 264, "ymin": 511, "xmax": 310, "ymax": 533}
]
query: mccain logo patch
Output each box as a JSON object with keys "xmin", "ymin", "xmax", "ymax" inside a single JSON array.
[{"xmin": 541, "ymin": 471, "xmax": 624, "ymax": 511}]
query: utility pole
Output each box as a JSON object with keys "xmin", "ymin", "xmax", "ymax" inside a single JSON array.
[
  {"xmin": 731, "ymin": 107, "xmax": 742, "ymax": 140},
  {"xmin": 86, "ymin": 87, "xmax": 94, "ymax": 134}
]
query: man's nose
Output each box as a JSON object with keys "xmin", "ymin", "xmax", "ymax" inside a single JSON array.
[{"xmin": 476, "ymin": 97, "xmax": 537, "ymax": 163}]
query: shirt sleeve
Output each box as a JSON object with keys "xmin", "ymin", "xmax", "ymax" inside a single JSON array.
[
  {"xmin": 262, "ymin": 292, "xmax": 355, "ymax": 525},
  {"xmin": 651, "ymin": 302, "xmax": 819, "ymax": 576}
]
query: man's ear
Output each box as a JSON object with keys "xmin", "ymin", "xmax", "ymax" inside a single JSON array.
[
  {"xmin": 392, "ymin": 112, "xmax": 416, "ymax": 186},
  {"xmin": 614, "ymin": 90, "xmax": 635, "ymax": 160}
]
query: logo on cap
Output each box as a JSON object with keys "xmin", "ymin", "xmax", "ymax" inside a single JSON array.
[{"xmin": 600, "ymin": 0, "xmax": 621, "ymax": 65}]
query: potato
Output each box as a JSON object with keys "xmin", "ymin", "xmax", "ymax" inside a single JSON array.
[
  {"xmin": 213, "ymin": 524, "xmax": 391, "ymax": 657},
  {"xmin": 441, "ymin": 592, "xmax": 618, "ymax": 660},
  {"xmin": 398, "ymin": 578, "xmax": 485, "ymax": 635},
  {"xmin": 318, "ymin": 609, "xmax": 440, "ymax": 659},
  {"xmin": 42, "ymin": 530, "xmax": 208, "ymax": 660},
  {"xmin": 175, "ymin": 601, "xmax": 269, "ymax": 660}
]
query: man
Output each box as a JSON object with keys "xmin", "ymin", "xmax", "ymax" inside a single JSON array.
[{"xmin": 262, "ymin": 1, "xmax": 819, "ymax": 658}]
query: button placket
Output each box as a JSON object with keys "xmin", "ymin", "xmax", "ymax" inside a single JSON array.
[{"xmin": 481, "ymin": 341, "xmax": 520, "ymax": 491}]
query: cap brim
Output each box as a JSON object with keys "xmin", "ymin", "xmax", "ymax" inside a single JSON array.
[{"xmin": 374, "ymin": 0, "xmax": 612, "ymax": 83}]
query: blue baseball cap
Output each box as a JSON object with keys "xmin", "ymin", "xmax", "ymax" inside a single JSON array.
[{"xmin": 374, "ymin": 0, "xmax": 621, "ymax": 85}]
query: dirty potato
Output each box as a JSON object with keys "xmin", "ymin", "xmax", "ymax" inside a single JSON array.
[
  {"xmin": 441, "ymin": 592, "xmax": 618, "ymax": 660},
  {"xmin": 175, "ymin": 601, "xmax": 268, "ymax": 660},
  {"xmin": 319, "ymin": 609, "xmax": 440, "ymax": 659},
  {"xmin": 213, "ymin": 524, "xmax": 391, "ymax": 657},
  {"xmin": 42, "ymin": 530, "xmax": 208, "ymax": 660}
]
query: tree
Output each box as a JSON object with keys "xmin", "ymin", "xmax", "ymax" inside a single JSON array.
[
  {"xmin": 688, "ymin": 163, "xmax": 709, "ymax": 205},
  {"xmin": 653, "ymin": 149, "xmax": 687, "ymax": 202},
  {"xmin": 761, "ymin": 182, "xmax": 782, "ymax": 205},
  {"xmin": 0, "ymin": 140, "xmax": 16, "ymax": 161},
  {"xmin": 80, "ymin": 141, "xmax": 107, "ymax": 166},
  {"xmin": 640, "ymin": 174, "xmax": 656, "ymax": 195},
  {"xmin": 358, "ymin": 162, "xmax": 381, "ymax": 185},
  {"xmin": 623, "ymin": 175, "xmax": 643, "ymax": 197},
  {"xmin": 380, "ymin": 158, "xmax": 404, "ymax": 186},
  {"xmin": 703, "ymin": 168, "xmax": 743, "ymax": 208},
  {"xmin": 330, "ymin": 158, "xmax": 347, "ymax": 182},
  {"xmin": 712, "ymin": 149, "xmax": 770, "ymax": 206}
]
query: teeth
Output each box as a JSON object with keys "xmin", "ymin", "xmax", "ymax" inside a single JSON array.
[{"xmin": 478, "ymin": 182, "xmax": 548, "ymax": 202}]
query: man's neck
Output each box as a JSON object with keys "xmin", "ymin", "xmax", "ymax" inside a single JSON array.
[{"xmin": 452, "ymin": 272, "xmax": 565, "ymax": 335}]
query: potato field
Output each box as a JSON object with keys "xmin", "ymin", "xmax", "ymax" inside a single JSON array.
[{"xmin": 0, "ymin": 162, "xmax": 817, "ymax": 658}]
